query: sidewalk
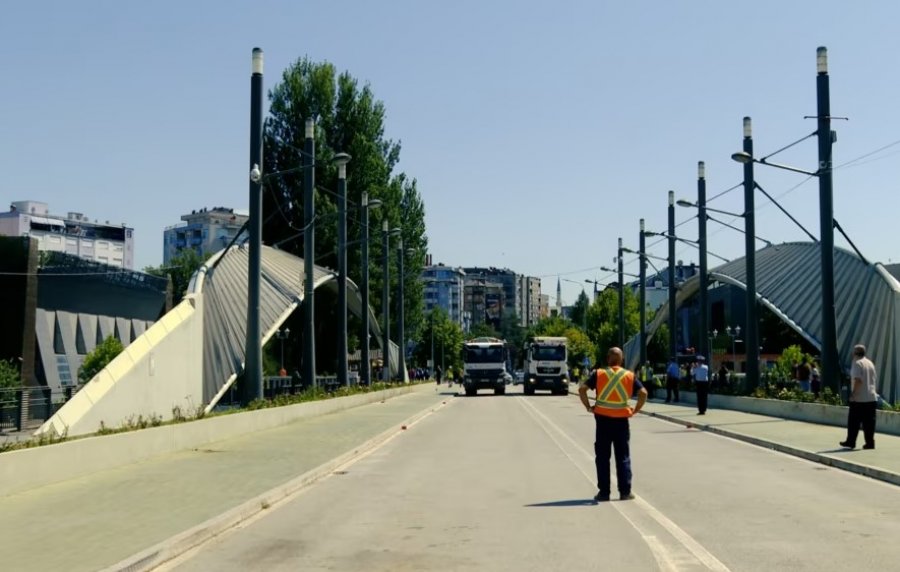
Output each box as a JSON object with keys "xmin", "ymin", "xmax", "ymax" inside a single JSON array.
[
  {"xmin": 0, "ymin": 385, "xmax": 451, "ymax": 572},
  {"xmin": 641, "ymin": 398, "xmax": 900, "ymax": 486}
]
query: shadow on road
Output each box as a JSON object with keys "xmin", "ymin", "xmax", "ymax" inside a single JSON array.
[
  {"xmin": 817, "ymin": 447, "xmax": 858, "ymax": 454},
  {"xmin": 524, "ymin": 499, "xmax": 598, "ymax": 508}
]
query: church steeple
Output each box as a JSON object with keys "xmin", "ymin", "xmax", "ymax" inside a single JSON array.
[{"xmin": 556, "ymin": 276, "xmax": 562, "ymax": 314}]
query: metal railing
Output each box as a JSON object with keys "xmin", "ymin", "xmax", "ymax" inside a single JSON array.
[{"xmin": 0, "ymin": 385, "xmax": 82, "ymax": 433}]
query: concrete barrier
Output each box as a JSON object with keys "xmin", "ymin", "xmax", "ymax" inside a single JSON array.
[
  {"xmin": 676, "ymin": 392, "xmax": 900, "ymax": 436},
  {"xmin": 0, "ymin": 386, "xmax": 415, "ymax": 498}
]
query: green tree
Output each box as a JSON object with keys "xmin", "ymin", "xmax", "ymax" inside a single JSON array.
[
  {"xmin": 0, "ymin": 359, "xmax": 22, "ymax": 409},
  {"xmin": 569, "ymin": 291, "xmax": 590, "ymax": 331},
  {"xmin": 263, "ymin": 57, "xmax": 428, "ymax": 365},
  {"xmin": 144, "ymin": 249, "xmax": 209, "ymax": 305},
  {"xmin": 468, "ymin": 322, "xmax": 498, "ymax": 339},
  {"xmin": 585, "ymin": 287, "xmax": 640, "ymax": 357},
  {"xmin": 414, "ymin": 308, "xmax": 464, "ymax": 374},
  {"xmin": 78, "ymin": 336, "xmax": 125, "ymax": 384},
  {"xmin": 528, "ymin": 317, "xmax": 596, "ymax": 369}
]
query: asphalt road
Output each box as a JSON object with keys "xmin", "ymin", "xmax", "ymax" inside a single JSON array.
[{"xmin": 161, "ymin": 385, "xmax": 900, "ymax": 571}]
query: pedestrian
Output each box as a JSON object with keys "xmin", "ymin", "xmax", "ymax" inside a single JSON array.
[
  {"xmin": 810, "ymin": 361, "xmax": 821, "ymax": 398},
  {"xmin": 578, "ymin": 347, "xmax": 648, "ymax": 502},
  {"xmin": 665, "ymin": 357, "xmax": 680, "ymax": 403},
  {"xmin": 640, "ymin": 361, "xmax": 654, "ymax": 399},
  {"xmin": 840, "ymin": 344, "xmax": 878, "ymax": 450},
  {"xmin": 435, "ymin": 365, "xmax": 442, "ymax": 385},
  {"xmin": 717, "ymin": 363, "xmax": 729, "ymax": 389},
  {"xmin": 797, "ymin": 358, "xmax": 812, "ymax": 393},
  {"xmin": 692, "ymin": 356, "xmax": 710, "ymax": 415}
]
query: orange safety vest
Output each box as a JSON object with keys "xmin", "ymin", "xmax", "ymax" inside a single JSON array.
[{"xmin": 593, "ymin": 367, "xmax": 635, "ymax": 418}]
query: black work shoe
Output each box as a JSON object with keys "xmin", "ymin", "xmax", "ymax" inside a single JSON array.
[
  {"xmin": 863, "ymin": 443, "xmax": 875, "ymax": 450},
  {"xmin": 620, "ymin": 492, "xmax": 636, "ymax": 501},
  {"xmin": 839, "ymin": 441, "xmax": 855, "ymax": 449},
  {"xmin": 594, "ymin": 492, "xmax": 610, "ymax": 502}
]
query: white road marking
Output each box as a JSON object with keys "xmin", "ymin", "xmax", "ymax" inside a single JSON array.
[{"xmin": 516, "ymin": 396, "xmax": 732, "ymax": 572}]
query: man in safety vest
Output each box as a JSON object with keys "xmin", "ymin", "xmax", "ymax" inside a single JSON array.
[{"xmin": 578, "ymin": 347, "xmax": 648, "ymax": 502}]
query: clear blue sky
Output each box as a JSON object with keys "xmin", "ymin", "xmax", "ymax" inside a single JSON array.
[{"xmin": 2, "ymin": 1, "xmax": 899, "ymax": 305}]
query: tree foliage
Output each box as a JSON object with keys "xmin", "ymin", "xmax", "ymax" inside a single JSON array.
[
  {"xmin": 144, "ymin": 249, "xmax": 209, "ymax": 305},
  {"xmin": 78, "ymin": 336, "xmax": 124, "ymax": 384},
  {"xmin": 585, "ymin": 287, "xmax": 640, "ymax": 359},
  {"xmin": 263, "ymin": 58, "xmax": 428, "ymax": 366},
  {"xmin": 0, "ymin": 359, "xmax": 22, "ymax": 390},
  {"xmin": 414, "ymin": 308, "xmax": 464, "ymax": 373},
  {"xmin": 569, "ymin": 290, "xmax": 590, "ymax": 330},
  {"xmin": 528, "ymin": 316, "xmax": 596, "ymax": 369}
]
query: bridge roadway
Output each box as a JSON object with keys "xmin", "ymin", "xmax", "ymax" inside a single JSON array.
[{"xmin": 3, "ymin": 383, "xmax": 900, "ymax": 571}]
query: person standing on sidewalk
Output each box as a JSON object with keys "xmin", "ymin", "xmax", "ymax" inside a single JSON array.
[
  {"xmin": 665, "ymin": 357, "xmax": 680, "ymax": 403},
  {"xmin": 692, "ymin": 356, "xmax": 710, "ymax": 415},
  {"xmin": 578, "ymin": 347, "xmax": 648, "ymax": 502},
  {"xmin": 840, "ymin": 344, "xmax": 878, "ymax": 450}
]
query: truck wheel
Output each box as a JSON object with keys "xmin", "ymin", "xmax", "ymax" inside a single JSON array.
[
  {"xmin": 524, "ymin": 386, "xmax": 534, "ymax": 396},
  {"xmin": 465, "ymin": 387, "xmax": 476, "ymax": 397},
  {"xmin": 495, "ymin": 387, "xmax": 505, "ymax": 396}
]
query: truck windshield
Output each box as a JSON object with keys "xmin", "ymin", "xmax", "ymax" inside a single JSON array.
[
  {"xmin": 533, "ymin": 346, "xmax": 566, "ymax": 361},
  {"xmin": 465, "ymin": 347, "xmax": 504, "ymax": 363}
]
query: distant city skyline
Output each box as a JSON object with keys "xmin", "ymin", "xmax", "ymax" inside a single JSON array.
[{"xmin": 4, "ymin": 1, "xmax": 900, "ymax": 304}]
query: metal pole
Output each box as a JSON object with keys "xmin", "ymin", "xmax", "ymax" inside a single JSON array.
[
  {"xmin": 698, "ymin": 161, "xmax": 709, "ymax": 360},
  {"xmin": 639, "ymin": 219, "xmax": 647, "ymax": 365},
  {"xmin": 430, "ymin": 310, "xmax": 435, "ymax": 378},
  {"xmin": 397, "ymin": 237, "xmax": 406, "ymax": 382},
  {"xmin": 302, "ymin": 118, "xmax": 317, "ymax": 390},
  {"xmin": 743, "ymin": 117, "xmax": 760, "ymax": 389},
  {"xmin": 816, "ymin": 46, "xmax": 839, "ymax": 394},
  {"xmin": 618, "ymin": 237, "xmax": 625, "ymax": 348},
  {"xmin": 382, "ymin": 220, "xmax": 391, "ymax": 382},
  {"xmin": 243, "ymin": 47, "xmax": 264, "ymax": 404},
  {"xmin": 337, "ymin": 161, "xmax": 349, "ymax": 387},
  {"xmin": 360, "ymin": 193, "xmax": 371, "ymax": 386},
  {"xmin": 280, "ymin": 334, "xmax": 284, "ymax": 371},
  {"xmin": 668, "ymin": 191, "xmax": 677, "ymax": 359}
]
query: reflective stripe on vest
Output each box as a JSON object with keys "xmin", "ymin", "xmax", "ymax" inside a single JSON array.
[{"xmin": 594, "ymin": 367, "xmax": 633, "ymax": 417}]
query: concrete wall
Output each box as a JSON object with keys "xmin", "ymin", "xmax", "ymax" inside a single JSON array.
[
  {"xmin": 2, "ymin": 385, "xmax": 415, "ymax": 498},
  {"xmin": 35, "ymin": 294, "xmax": 205, "ymax": 438},
  {"xmin": 678, "ymin": 392, "xmax": 900, "ymax": 436}
]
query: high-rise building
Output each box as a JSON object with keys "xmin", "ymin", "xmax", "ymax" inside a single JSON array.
[
  {"xmin": 517, "ymin": 275, "xmax": 541, "ymax": 328},
  {"xmin": 464, "ymin": 278, "xmax": 505, "ymax": 331},
  {"xmin": 540, "ymin": 294, "xmax": 550, "ymax": 319},
  {"xmin": 462, "ymin": 267, "xmax": 520, "ymax": 325},
  {"xmin": 0, "ymin": 200, "xmax": 134, "ymax": 269},
  {"xmin": 421, "ymin": 263, "xmax": 466, "ymax": 328},
  {"xmin": 163, "ymin": 207, "xmax": 249, "ymax": 265}
]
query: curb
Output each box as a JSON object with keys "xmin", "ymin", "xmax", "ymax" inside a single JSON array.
[
  {"xmin": 100, "ymin": 395, "xmax": 454, "ymax": 572},
  {"xmin": 641, "ymin": 409, "xmax": 900, "ymax": 487}
]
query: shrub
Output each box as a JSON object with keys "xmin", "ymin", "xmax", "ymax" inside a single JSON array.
[{"xmin": 78, "ymin": 336, "xmax": 125, "ymax": 383}]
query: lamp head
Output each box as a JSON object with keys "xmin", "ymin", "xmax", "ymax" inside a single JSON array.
[
  {"xmin": 743, "ymin": 116, "xmax": 752, "ymax": 138},
  {"xmin": 668, "ymin": 190, "xmax": 674, "ymax": 206},
  {"xmin": 333, "ymin": 152, "xmax": 351, "ymax": 178},
  {"xmin": 817, "ymin": 46, "xmax": 828, "ymax": 74},
  {"xmin": 249, "ymin": 164, "xmax": 261, "ymax": 183},
  {"xmin": 305, "ymin": 118, "xmax": 315, "ymax": 139},
  {"xmin": 676, "ymin": 199, "xmax": 695, "ymax": 208},
  {"xmin": 698, "ymin": 161, "xmax": 705, "ymax": 179},
  {"xmin": 640, "ymin": 218, "xmax": 645, "ymax": 232},
  {"xmin": 251, "ymin": 48, "xmax": 264, "ymax": 75},
  {"xmin": 731, "ymin": 151, "xmax": 753, "ymax": 164}
]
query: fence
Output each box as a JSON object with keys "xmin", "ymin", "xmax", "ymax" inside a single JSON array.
[
  {"xmin": 215, "ymin": 373, "xmax": 362, "ymax": 408},
  {"xmin": 0, "ymin": 385, "xmax": 81, "ymax": 433}
]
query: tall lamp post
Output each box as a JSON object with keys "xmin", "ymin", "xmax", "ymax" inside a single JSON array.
[
  {"xmin": 302, "ymin": 117, "xmax": 317, "ymax": 390},
  {"xmin": 276, "ymin": 328, "xmax": 290, "ymax": 374},
  {"xmin": 617, "ymin": 238, "xmax": 625, "ymax": 347},
  {"xmin": 639, "ymin": 219, "xmax": 647, "ymax": 366},
  {"xmin": 668, "ymin": 191, "xmax": 677, "ymax": 360},
  {"xmin": 741, "ymin": 118, "xmax": 760, "ymax": 390},
  {"xmin": 726, "ymin": 325, "xmax": 741, "ymax": 372},
  {"xmin": 243, "ymin": 47, "xmax": 265, "ymax": 404},
  {"xmin": 397, "ymin": 237, "xmax": 407, "ymax": 382},
  {"xmin": 382, "ymin": 221, "xmax": 401, "ymax": 381},
  {"xmin": 359, "ymin": 192, "xmax": 382, "ymax": 386},
  {"xmin": 335, "ymin": 153, "xmax": 352, "ymax": 387},
  {"xmin": 698, "ymin": 161, "xmax": 709, "ymax": 361}
]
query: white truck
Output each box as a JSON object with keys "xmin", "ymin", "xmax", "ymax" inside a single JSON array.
[
  {"xmin": 522, "ymin": 336, "xmax": 569, "ymax": 395},
  {"xmin": 462, "ymin": 337, "xmax": 508, "ymax": 396}
]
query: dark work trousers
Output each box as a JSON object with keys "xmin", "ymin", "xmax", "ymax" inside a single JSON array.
[
  {"xmin": 696, "ymin": 382, "xmax": 709, "ymax": 413},
  {"xmin": 666, "ymin": 375, "xmax": 680, "ymax": 402},
  {"xmin": 845, "ymin": 401, "xmax": 877, "ymax": 447},
  {"xmin": 594, "ymin": 415, "xmax": 632, "ymax": 497}
]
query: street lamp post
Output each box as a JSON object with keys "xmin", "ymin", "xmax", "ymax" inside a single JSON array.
[
  {"xmin": 276, "ymin": 328, "xmax": 290, "ymax": 373},
  {"xmin": 302, "ymin": 118, "xmax": 317, "ymax": 390},
  {"xmin": 639, "ymin": 219, "xmax": 647, "ymax": 366},
  {"xmin": 243, "ymin": 47, "xmax": 265, "ymax": 405},
  {"xmin": 742, "ymin": 118, "xmax": 760, "ymax": 390},
  {"xmin": 397, "ymin": 237, "xmax": 406, "ymax": 382},
  {"xmin": 618, "ymin": 238, "xmax": 625, "ymax": 348},
  {"xmin": 816, "ymin": 47, "xmax": 839, "ymax": 395},
  {"xmin": 381, "ymin": 221, "xmax": 401, "ymax": 381},
  {"xmin": 726, "ymin": 325, "xmax": 741, "ymax": 372},
  {"xmin": 335, "ymin": 153, "xmax": 351, "ymax": 387},
  {"xmin": 668, "ymin": 191, "xmax": 677, "ymax": 360},
  {"xmin": 698, "ymin": 161, "xmax": 709, "ymax": 361},
  {"xmin": 359, "ymin": 192, "xmax": 382, "ymax": 386}
]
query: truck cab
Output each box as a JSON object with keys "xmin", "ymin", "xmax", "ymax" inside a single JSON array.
[
  {"xmin": 462, "ymin": 337, "xmax": 508, "ymax": 396},
  {"xmin": 523, "ymin": 336, "xmax": 569, "ymax": 395}
]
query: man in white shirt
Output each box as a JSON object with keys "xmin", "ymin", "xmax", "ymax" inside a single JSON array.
[
  {"xmin": 692, "ymin": 356, "xmax": 710, "ymax": 415},
  {"xmin": 840, "ymin": 344, "xmax": 878, "ymax": 450}
]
